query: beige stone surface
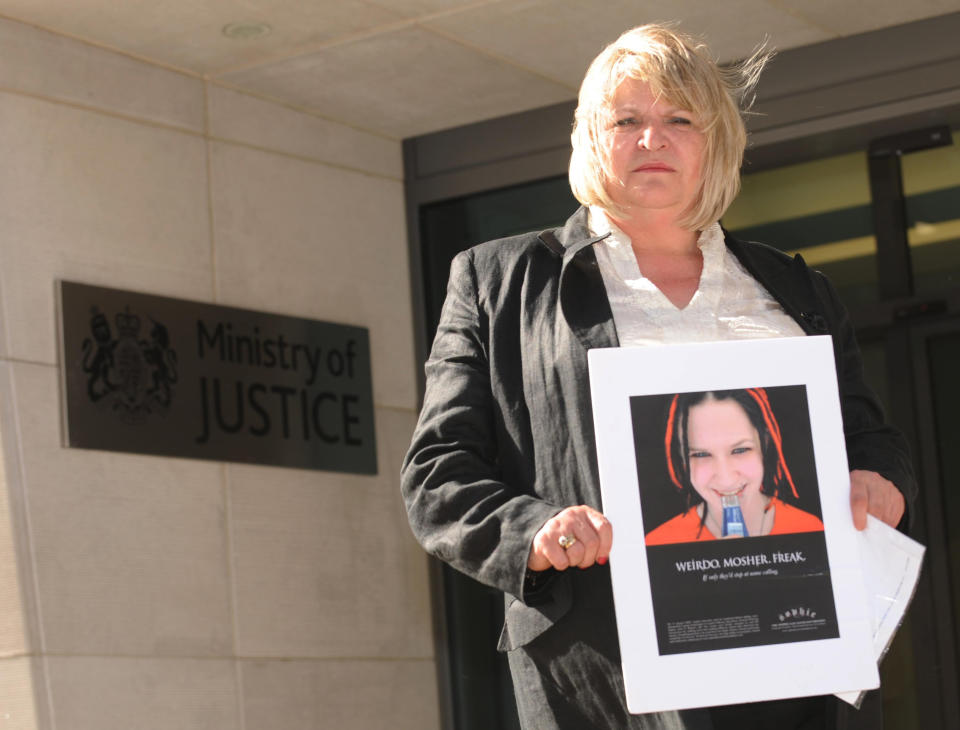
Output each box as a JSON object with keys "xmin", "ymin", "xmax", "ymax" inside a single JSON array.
[
  {"xmin": 0, "ymin": 0, "xmax": 405, "ymax": 76},
  {"xmin": 0, "ymin": 93, "xmax": 213, "ymax": 366},
  {"xmin": 230, "ymin": 406, "xmax": 431, "ymax": 658},
  {"xmin": 776, "ymin": 0, "xmax": 960, "ymax": 38},
  {"xmin": 11, "ymin": 363, "xmax": 233, "ymax": 656},
  {"xmin": 0, "ymin": 277, "xmax": 8, "ymax": 362},
  {"xmin": 0, "ymin": 0, "xmax": 955, "ymax": 144},
  {"xmin": 241, "ymin": 658, "xmax": 439, "ymax": 730},
  {"xmin": 0, "ymin": 18, "xmax": 437, "ymax": 727},
  {"xmin": 46, "ymin": 656, "xmax": 239, "ymax": 730},
  {"xmin": 424, "ymin": 0, "xmax": 828, "ymax": 88},
  {"xmin": 0, "ymin": 657, "xmax": 45, "ymax": 730},
  {"xmin": 207, "ymin": 85, "xmax": 402, "ymax": 180},
  {"xmin": 209, "ymin": 140, "xmax": 416, "ymax": 411},
  {"xmin": 0, "ymin": 363, "xmax": 31, "ymax": 658},
  {"xmin": 220, "ymin": 25, "xmax": 575, "ymax": 138},
  {"xmin": 0, "ymin": 18, "xmax": 204, "ymax": 132}
]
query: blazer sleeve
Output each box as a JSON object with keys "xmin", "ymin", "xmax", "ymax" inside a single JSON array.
[
  {"xmin": 814, "ymin": 270, "xmax": 919, "ymax": 518},
  {"xmin": 401, "ymin": 249, "xmax": 564, "ymax": 599}
]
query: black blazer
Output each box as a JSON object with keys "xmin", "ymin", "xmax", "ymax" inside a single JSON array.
[{"xmin": 401, "ymin": 207, "xmax": 916, "ymax": 727}]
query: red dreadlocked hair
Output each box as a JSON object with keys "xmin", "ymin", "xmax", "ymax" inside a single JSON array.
[{"xmin": 664, "ymin": 388, "xmax": 799, "ymax": 500}]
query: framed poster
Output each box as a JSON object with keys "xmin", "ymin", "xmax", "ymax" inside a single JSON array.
[{"xmin": 588, "ymin": 336, "xmax": 878, "ymax": 714}]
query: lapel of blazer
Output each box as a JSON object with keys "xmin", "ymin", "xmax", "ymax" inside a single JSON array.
[
  {"xmin": 539, "ymin": 207, "xmax": 620, "ymax": 351},
  {"xmin": 723, "ymin": 229, "xmax": 831, "ymax": 336}
]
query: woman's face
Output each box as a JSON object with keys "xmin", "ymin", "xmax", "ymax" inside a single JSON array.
[
  {"xmin": 685, "ymin": 397, "xmax": 765, "ymax": 515},
  {"xmin": 603, "ymin": 78, "xmax": 706, "ymax": 219}
]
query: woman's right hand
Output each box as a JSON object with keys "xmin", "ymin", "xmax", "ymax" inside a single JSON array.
[{"xmin": 527, "ymin": 505, "xmax": 613, "ymax": 571}]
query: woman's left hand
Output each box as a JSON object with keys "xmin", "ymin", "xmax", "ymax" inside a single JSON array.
[
  {"xmin": 527, "ymin": 505, "xmax": 613, "ymax": 571},
  {"xmin": 850, "ymin": 469, "xmax": 905, "ymax": 530}
]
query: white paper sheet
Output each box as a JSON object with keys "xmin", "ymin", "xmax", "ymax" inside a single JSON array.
[
  {"xmin": 835, "ymin": 515, "xmax": 925, "ymax": 706},
  {"xmin": 588, "ymin": 337, "xmax": 880, "ymax": 713}
]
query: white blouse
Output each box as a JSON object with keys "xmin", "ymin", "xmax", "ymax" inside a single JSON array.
[{"xmin": 588, "ymin": 207, "xmax": 806, "ymax": 346}]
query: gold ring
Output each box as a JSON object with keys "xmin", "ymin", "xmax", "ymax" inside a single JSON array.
[{"xmin": 558, "ymin": 535, "xmax": 577, "ymax": 549}]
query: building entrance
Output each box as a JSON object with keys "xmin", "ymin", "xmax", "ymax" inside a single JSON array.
[{"xmin": 413, "ymin": 128, "xmax": 960, "ymax": 730}]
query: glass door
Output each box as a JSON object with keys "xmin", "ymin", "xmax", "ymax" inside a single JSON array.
[
  {"xmin": 858, "ymin": 325, "xmax": 960, "ymax": 730},
  {"xmin": 729, "ymin": 127, "xmax": 960, "ymax": 729},
  {"xmin": 904, "ymin": 320, "xmax": 960, "ymax": 728}
]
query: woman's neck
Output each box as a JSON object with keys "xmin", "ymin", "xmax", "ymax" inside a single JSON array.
[
  {"xmin": 606, "ymin": 209, "xmax": 703, "ymax": 309},
  {"xmin": 606, "ymin": 209, "xmax": 700, "ymax": 256}
]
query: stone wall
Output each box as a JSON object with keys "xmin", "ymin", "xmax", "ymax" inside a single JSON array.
[{"xmin": 0, "ymin": 17, "xmax": 436, "ymax": 730}]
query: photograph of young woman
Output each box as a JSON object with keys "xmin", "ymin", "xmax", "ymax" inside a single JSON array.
[{"xmin": 645, "ymin": 388, "xmax": 824, "ymax": 545}]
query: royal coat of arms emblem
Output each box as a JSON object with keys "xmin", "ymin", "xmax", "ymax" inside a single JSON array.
[{"xmin": 81, "ymin": 305, "xmax": 178, "ymax": 423}]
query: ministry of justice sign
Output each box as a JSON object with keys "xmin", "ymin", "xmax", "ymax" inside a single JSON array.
[{"xmin": 58, "ymin": 281, "xmax": 377, "ymax": 474}]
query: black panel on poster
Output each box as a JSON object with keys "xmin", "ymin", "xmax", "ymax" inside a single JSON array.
[
  {"xmin": 629, "ymin": 385, "xmax": 837, "ymax": 655},
  {"xmin": 58, "ymin": 281, "xmax": 377, "ymax": 474}
]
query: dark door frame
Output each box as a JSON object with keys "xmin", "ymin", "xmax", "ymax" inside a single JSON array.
[{"xmin": 905, "ymin": 316, "xmax": 960, "ymax": 728}]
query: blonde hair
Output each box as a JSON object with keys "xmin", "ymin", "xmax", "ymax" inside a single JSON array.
[{"xmin": 569, "ymin": 24, "xmax": 770, "ymax": 231}]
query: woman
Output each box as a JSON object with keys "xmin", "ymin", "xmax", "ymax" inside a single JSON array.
[
  {"xmin": 402, "ymin": 24, "xmax": 915, "ymax": 729},
  {"xmin": 645, "ymin": 388, "xmax": 824, "ymax": 545}
]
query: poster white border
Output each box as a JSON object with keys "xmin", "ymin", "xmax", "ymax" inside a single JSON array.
[{"xmin": 588, "ymin": 336, "xmax": 878, "ymax": 713}]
